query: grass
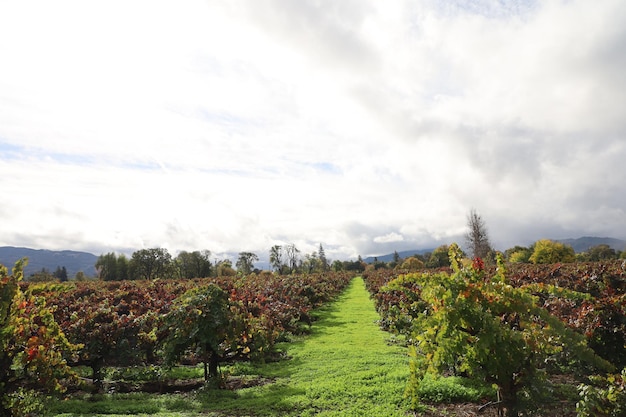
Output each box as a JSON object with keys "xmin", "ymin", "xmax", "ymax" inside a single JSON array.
[
  {"xmin": 412, "ymin": 374, "xmax": 494, "ymax": 404},
  {"xmin": 49, "ymin": 277, "xmax": 411, "ymax": 416}
]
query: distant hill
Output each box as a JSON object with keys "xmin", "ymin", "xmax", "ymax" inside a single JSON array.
[
  {"xmin": 556, "ymin": 237, "xmax": 626, "ymax": 253},
  {"xmin": 364, "ymin": 248, "xmax": 433, "ymax": 264},
  {"xmin": 0, "ymin": 246, "xmax": 98, "ymax": 278}
]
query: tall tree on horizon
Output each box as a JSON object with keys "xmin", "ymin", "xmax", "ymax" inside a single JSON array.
[
  {"xmin": 236, "ymin": 252, "xmax": 259, "ymax": 275},
  {"xmin": 318, "ymin": 243, "xmax": 328, "ymax": 272},
  {"xmin": 269, "ymin": 245, "xmax": 283, "ymax": 274},
  {"xmin": 465, "ymin": 208, "xmax": 492, "ymax": 260}
]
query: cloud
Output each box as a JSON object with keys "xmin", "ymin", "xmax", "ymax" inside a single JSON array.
[
  {"xmin": 0, "ymin": 0, "xmax": 625, "ymax": 261},
  {"xmin": 373, "ymin": 232, "xmax": 404, "ymax": 244}
]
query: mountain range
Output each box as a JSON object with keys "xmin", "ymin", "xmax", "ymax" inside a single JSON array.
[
  {"xmin": 0, "ymin": 246, "xmax": 98, "ymax": 278},
  {"xmin": 555, "ymin": 236, "xmax": 626, "ymax": 253}
]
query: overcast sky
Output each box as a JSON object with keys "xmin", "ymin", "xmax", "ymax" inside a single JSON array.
[{"xmin": 1, "ymin": 0, "xmax": 625, "ymax": 262}]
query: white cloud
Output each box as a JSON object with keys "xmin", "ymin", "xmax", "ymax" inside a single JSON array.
[
  {"xmin": 374, "ymin": 232, "xmax": 404, "ymax": 244},
  {"xmin": 1, "ymin": 0, "xmax": 625, "ymax": 261}
]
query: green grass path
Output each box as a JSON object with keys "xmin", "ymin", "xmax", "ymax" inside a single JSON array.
[{"xmin": 212, "ymin": 276, "xmax": 410, "ymax": 416}]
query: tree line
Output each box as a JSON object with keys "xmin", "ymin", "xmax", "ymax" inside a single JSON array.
[{"xmin": 95, "ymin": 244, "xmax": 361, "ymax": 281}]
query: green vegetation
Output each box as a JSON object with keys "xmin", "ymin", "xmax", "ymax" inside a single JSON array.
[
  {"xmin": 577, "ymin": 368, "xmax": 626, "ymax": 417},
  {"xmin": 373, "ymin": 245, "xmax": 618, "ymax": 417},
  {"xmin": 1, "ymin": 260, "xmax": 79, "ymax": 416},
  {"xmin": 529, "ymin": 239, "xmax": 576, "ymax": 264},
  {"xmin": 50, "ymin": 277, "xmax": 411, "ymax": 416}
]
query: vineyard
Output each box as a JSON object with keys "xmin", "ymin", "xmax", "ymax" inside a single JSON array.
[
  {"xmin": 363, "ymin": 249, "xmax": 626, "ymax": 416},
  {"xmin": 1, "ymin": 265, "xmax": 353, "ymax": 415},
  {"xmin": 1, "ymin": 253, "xmax": 626, "ymax": 416}
]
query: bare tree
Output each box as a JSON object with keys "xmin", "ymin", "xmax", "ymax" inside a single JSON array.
[
  {"xmin": 465, "ymin": 209, "xmax": 492, "ymax": 259},
  {"xmin": 284, "ymin": 243, "xmax": 300, "ymax": 273}
]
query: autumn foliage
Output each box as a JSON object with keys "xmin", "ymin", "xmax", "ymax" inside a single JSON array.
[
  {"xmin": 23, "ymin": 270, "xmax": 352, "ymax": 394},
  {"xmin": 1, "ymin": 260, "xmax": 79, "ymax": 416}
]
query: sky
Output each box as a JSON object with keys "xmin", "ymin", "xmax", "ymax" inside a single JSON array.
[{"xmin": 1, "ymin": 0, "xmax": 625, "ymax": 263}]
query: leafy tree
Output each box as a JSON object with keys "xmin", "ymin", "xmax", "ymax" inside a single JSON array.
[
  {"xmin": 269, "ymin": 245, "xmax": 284, "ymax": 274},
  {"xmin": 331, "ymin": 259, "xmax": 344, "ymax": 272},
  {"xmin": 236, "ymin": 252, "xmax": 259, "ymax": 275},
  {"xmin": 53, "ymin": 266, "xmax": 68, "ymax": 282},
  {"xmin": 465, "ymin": 208, "xmax": 492, "ymax": 260},
  {"xmin": 129, "ymin": 248, "xmax": 173, "ymax": 280},
  {"xmin": 216, "ymin": 260, "xmax": 236, "ymax": 277},
  {"xmin": 505, "ymin": 246, "xmax": 532, "ymax": 263},
  {"xmin": 116, "ymin": 254, "xmax": 129, "ymax": 280},
  {"xmin": 399, "ymin": 256, "xmax": 424, "ymax": 271},
  {"xmin": 586, "ymin": 244, "xmax": 618, "ymax": 261},
  {"xmin": 343, "ymin": 257, "xmax": 366, "ymax": 272},
  {"xmin": 425, "ymin": 244, "xmax": 451, "ymax": 268},
  {"xmin": 301, "ymin": 252, "xmax": 315, "ymax": 274},
  {"xmin": 1, "ymin": 259, "xmax": 79, "ymax": 416},
  {"xmin": 175, "ymin": 250, "xmax": 212, "ymax": 278},
  {"xmin": 388, "ymin": 244, "xmax": 612, "ymax": 417},
  {"xmin": 529, "ymin": 239, "xmax": 576, "ymax": 264},
  {"xmin": 161, "ymin": 284, "xmax": 238, "ymax": 381},
  {"xmin": 95, "ymin": 252, "xmax": 129, "ymax": 281},
  {"xmin": 95, "ymin": 252, "xmax": 116, "ymax": 280}
]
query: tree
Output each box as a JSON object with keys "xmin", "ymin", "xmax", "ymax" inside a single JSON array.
[
  {"xmin": 175, "ymin": 250, "xmax": 212, "ymax": 279},
  {"xmin": 318, "ymin": 244, "xmax": 329, "ymax": 272},
  {"xmin": 236, "ymin": 252, "xmax": 259, "ymax": 275},
  {"xmin": 388, "ymin": 251, "xmax": 402, "ymax": 269},
  {"xmin": 53, "ymin": 266, "xmax": 68, "ymax": 282},
  {"xmin": 129, "ymin": 248, "xmax": 173, "ymax": 280},
  {"xmin": 161, "ymin": 284, "xmax": 238, "ymax": 381},
  {"xmin": 95, "ymin": 252, "xmax": 127, "ymax": 281},
  {"xmin": 399, "ymin": 256, "xmax": 424, "ymax": 271},
  {"xmin": 425, "ymin": 245, "xmax": 451, "ymax": 268},
  {"xmin": 387, "ymin": 244, "xmax": 613, "ymax": 417},
  {"xmin": 529, "ymin": 239, "xmax": 576, "ymax": 264},
  {"xmin": 285, "ymin": 244, "xmax": 300, "ymax": 273},
  {"xmin": 1, "ymin": 259, "xmax": 79, "ymax": 415},
  {"xmin": 331, "ymin": 260, "xmax": 344, "ymax": 272},
  {"xmin": 343, "ymin": 257, "xmax": 366, "ymax": 272},
  {"xmin": 269, "ymin": 245, "xmax": 284, "ymax": 274},
  {"xmin": 586, "ymin": 244, "xmax": 617, "ymax": 261},
  {"xmin": 465, "ymin": 208, "xmax": 492, "ymax": 260},
  {"xmin": 216, "ymin": 260, "xmax": 236, "ymax": 277},
  {"xmin": 505, "ymin": 246, "xmax": 532, "ymax": 263},
  {"xmin": 116, "ymin": 254, "xmax": 129, "ymax": 280}
]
